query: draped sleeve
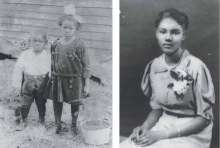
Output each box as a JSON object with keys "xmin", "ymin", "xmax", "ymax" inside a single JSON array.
[
  {"xmin": 194, "ymin": 64, "xmax": 215, "ymax": 120},
  {"xmin": 141, "ymin": 60, "xmax": 162, "ymax": 109},
  {"xmin": 141, "ymin": 60, "xmax": 153, "ymax": 97}
]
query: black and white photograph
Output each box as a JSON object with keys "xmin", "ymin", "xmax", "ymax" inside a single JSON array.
[
  {"xmin": 0, "ymin": 0, "xmax": 112, "ymax": 147},
  {"xmin": 120, "ymin": 0, "xmax": 219, "ymax": 148}
]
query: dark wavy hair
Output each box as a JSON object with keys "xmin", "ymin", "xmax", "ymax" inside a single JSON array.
[
  {"xmin": 57, "ymin": 14, "xmax": 82, "ymax": 30},
  {"xmin": 155, "ymin": 8, "xmax": 189, "ymax": 30}
]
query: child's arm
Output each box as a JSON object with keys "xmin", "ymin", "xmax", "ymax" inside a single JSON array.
[
  {"xmin": 78, "ymin": 41, "xmax": 91, "ymax": 96},
  {"xmin": 12, "ymin": 53, "xmax": 25, "ymax": 90},
  {"xmin": 83, "ymin": 78, "xmax": 90, "ymax": 95}
]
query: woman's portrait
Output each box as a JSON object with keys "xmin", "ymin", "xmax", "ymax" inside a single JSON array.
[{"xmin": 120, "ymin": 0, "xmax": 219, "ymax": 148}]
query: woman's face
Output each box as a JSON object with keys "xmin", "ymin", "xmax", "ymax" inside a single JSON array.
[
  {"xmin": 61, "ymin": 20, "xmax": 77, "ymax": 39},
  {"xmin": 156, "ymin": 18, "xmax": 186, "ymax": 54}
]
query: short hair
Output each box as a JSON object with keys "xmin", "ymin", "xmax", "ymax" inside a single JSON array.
[
  {"xmin": 30, "ymin": 29, "xmax": 47, "ymax": 41},
  {"xmin": 57, "ymin": 14, "xmax": 82, "ymax": 30},
  {"xmin": 155, "ymin": 8, "xmax": 189, "ymax": 30}
]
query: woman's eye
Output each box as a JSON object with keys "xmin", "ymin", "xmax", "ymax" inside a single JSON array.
[
  {"xmin": 159, "ymin": 30, "xmax": 165, "ymax": 34},
  {"xmin": 173, "ymin": 31, "xmax": 180, "ymax": 35}
]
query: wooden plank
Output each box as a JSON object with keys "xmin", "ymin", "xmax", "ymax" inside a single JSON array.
[
  {"xmin": 0, "ymin": 31, "xmax": 112, "ymax": 50},
  {"xmin": 0, "ymin": 5, "xmax": 112, "ymax": 17},
  {"xmin": 0, "ymin": 15, "xmax": 112, "ymax": 26},
  {"xmin": 83, "ymin": 16, "xmax": 112, "ymax": 25},
  {"xmin": 0, "ymin": 36, "xmax": 111, "ymax": 52},
  {"xmin": 0, "ymin": 23, "xmax": 112, "ymax": 33},
  {"xmin": 0, "ymin": 0, "xmax": 112, "ymax": 8},
  {"xmin": 0, "ymin": 26, "xmax": 112, "ymax": 41},
  {"xmin": 84, "ymin": 40, "xmax": 112, "ymax": 50}
]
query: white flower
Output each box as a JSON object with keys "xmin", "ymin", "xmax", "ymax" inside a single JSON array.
[
  {"xmin": 176, "ymin": 69, "xmax": 187, "ymax": 77},
  {"xmin": 172, "ymin": 80, "xmax": 188, "ymax": 95}
]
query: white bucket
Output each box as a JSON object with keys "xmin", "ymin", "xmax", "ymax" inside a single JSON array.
[{"xmin": 81, "ymin": 120, "xmax": 111, "ymax": 145}]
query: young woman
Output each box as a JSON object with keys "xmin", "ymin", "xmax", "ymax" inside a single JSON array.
[{"xmin": 120, "ymin": 8, "xmax": 215, "ymax": 148}]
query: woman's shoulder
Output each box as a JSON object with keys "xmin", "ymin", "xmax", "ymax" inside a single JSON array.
[
  {"xmin": 187, "ymin": 52, "xmax": 207, "ymax": 70},
  {"xmin": 149, "ymin": 54, "xmax": 164, "ymax": 69}
]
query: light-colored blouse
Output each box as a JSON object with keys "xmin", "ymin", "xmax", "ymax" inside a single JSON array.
[{"xmin": 141, "ymin": 50, "xmax": 215, "ymax": 120}]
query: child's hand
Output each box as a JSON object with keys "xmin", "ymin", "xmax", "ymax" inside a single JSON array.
[{"xmin": 83, "ymin": 85, "xmax": 90, "ymax": 97}]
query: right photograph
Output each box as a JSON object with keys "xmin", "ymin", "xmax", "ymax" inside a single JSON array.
[{"xmin": 120, "ymin": 0, "xmax": 219, "ymax": 148}]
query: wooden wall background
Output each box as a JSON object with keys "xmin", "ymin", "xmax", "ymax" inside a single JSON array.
[
  {"xmin": 0, "ymin": 0, "xmax": 112, "ymax": 50},
  {"xmin": 0, "ymin": 0, "xmax": 112, "ymax": 83}
]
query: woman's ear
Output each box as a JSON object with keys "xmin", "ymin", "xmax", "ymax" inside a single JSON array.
[
  {"xmin": 182, "ymin": 31, "xmax": 186, "ymax": 41},
  {"xmin": 155, "ymin": 29, "xmax": 158, "ymax": 39}
]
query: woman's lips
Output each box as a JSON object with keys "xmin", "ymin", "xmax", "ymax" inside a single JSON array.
[{"xmin": 163, "ymin": 43, "xmax": 173, "ymax": 48}]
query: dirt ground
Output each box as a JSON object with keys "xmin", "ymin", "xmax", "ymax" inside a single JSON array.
[{"xmin": 0, "ymin": 39, "xmax": 112, "ymax": 148}]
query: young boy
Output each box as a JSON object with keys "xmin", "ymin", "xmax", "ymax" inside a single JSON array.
[{"xmin": 12, "ymin": 29, "xmax": 51, "ymax": 129}]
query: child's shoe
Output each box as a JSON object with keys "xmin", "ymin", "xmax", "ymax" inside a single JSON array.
[
  {"xmin": 38, "ymin": 117, "xmax": 45, "ymax": 126},
  {"xmin": 16, "ymin": 118, "xmax": 27, "ymax": 131},
  {"xmin": 14, "ymin": 107, "xmax": 21, "ymax": 125},
  {"xmin": 15, "ymin": 119, "xmax": 20, "ymax": 125}
]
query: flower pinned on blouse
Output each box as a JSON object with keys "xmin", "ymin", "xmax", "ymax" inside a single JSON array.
[{"xmin": 168, "ymin": 68, "xmax": 193, "ymax": 99}]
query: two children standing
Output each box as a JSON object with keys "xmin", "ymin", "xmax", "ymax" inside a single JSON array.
[{"xmin": 12, "ymin": 14, "xmax": 90, "ymax": 135}]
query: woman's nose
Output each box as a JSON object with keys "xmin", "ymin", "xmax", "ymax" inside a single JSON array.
[{"xmin": 165, "ymin": 33, "xmax": 172, "ymax": 41}]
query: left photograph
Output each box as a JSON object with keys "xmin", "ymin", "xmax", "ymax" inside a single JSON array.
[{"xmin": 0, "ymin": 0, "xmax": 112, "ymax": 148}]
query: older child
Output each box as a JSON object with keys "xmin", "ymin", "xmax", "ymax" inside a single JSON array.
[
  {"xmin": 120, "ymin": 8, "xmax": 215, "ymax": 148},
  {"xmin": 44, "ymin": 14, "xmax": 90, "ymax": 135},
  {"xmin": 12, "ymin": 29, "xmax": 50, "ymax": 129}
]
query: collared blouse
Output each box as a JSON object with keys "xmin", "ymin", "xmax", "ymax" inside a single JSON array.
[{"xmin": 141, "ymin": 50, "xmax": 215, "ymax": 120}]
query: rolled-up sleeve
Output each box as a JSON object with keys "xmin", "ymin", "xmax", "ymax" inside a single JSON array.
[{"xmin": 194, "ymin": 65, "xmax": 215, "ymax": 120}]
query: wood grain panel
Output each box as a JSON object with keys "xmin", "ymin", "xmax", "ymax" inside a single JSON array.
[
  {"xmin": 0, "ymin": 0, "xmax": 112, "ymax": 8},
  {"xmin": 0, "ymin": 23, "xmax": 112, "ymax": 33},
  {"xmin": 0, "ymin": 15, "xmax": 112, "ymax": 26},
  {"xmin": 0, "ymin": 4, "xmax": 112, "ymax": 17},
  {"xmin": 0, "ymin": 27, "xmax": 112, "ymax": 42},
  {"xmin": 0, "ymin": 31, "xmax": 112, "ymax": 50}
]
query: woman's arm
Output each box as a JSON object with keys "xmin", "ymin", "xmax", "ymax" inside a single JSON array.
[
  {"xmin": 141, "ymin": 109, "xmax": 163, "ymax": 130},
  {"xmin": 136, "ymin": 115, "xmax": 210, "ymax": 147},
  {"xmin": 165, "ymin": 115, "xmax": 210, "ymax": 139},
  {"xmin": 130, "ymin": 109, "xmax": 163, "ymax": 142}
]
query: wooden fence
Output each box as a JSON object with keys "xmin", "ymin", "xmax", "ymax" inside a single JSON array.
[{"xmin": 0, "ymin": 0, "xmax": 112, "ymax": 51}]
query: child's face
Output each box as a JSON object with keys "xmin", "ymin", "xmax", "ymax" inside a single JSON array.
[
  {"xmin": 156, "ymin": 18, "xmax": 186, "ymax": 55},
  {"xmin": 61, "ymin": 20, "xmax": 77, "ymax": 39},
  {"xmin": 31, "ymin": 34, "xmax": 46, "ymax": 53}
]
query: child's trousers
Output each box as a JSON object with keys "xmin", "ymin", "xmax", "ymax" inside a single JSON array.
[{"xmin": 20, "ymin": 73, "xmax": 49, "ymax": 119}]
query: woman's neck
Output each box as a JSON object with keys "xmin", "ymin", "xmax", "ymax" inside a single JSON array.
[
  {"xmin": 165, "ymin": 48, "xmax": 184, "ymax": 66},
  {"xmin": 61, "ymin": 36, "xmax": 75, "ymax": 45}
]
